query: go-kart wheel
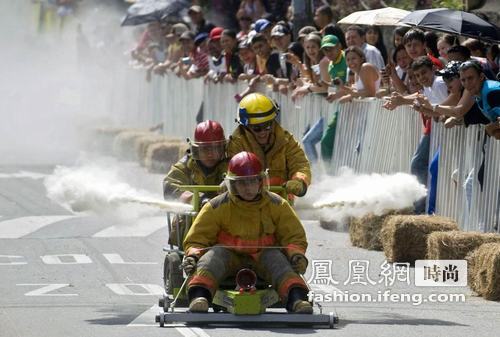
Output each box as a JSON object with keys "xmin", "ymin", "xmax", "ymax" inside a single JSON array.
[
  {"xmin": 158, "ymin": 312, "xmax": 165, "ymax": 327},
  {"xmin": 163, "ymin": 253, "xmax": 183, "ymax": 295}
]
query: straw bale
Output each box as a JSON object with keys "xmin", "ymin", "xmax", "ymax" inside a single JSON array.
[
  {"xmin": 466, "ymin": 243, "xmax": 500, "ymax": 301},
  {"xmin": 144, "ymin": 141, "xmax": 183, "ymax": 173},
  {"xmin": 135, "ymin": 135, "xmax": 182, "ymax": 165},
  {"xmin": 349, "ymin": 208, "xmax": 413, "ymax": 251},
  {"xmin": 112, "ymin": 130, "xmax": 151, "ymax": 160},
  {"xmin": 427, "ymin": 231, "xmax": 500, "ymax": 260},
  {"xmin": 380, "ymin": 215, "xmax": 458, "ymax": 264}
]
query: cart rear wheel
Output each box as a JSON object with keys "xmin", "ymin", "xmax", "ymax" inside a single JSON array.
[{"xmin": 163, "ymin": 253, "xmax": 183, "ymax": 295}]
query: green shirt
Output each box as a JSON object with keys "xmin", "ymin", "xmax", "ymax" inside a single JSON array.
[{"xmin": 328, "ymin": 51, "xmax": 347, "ymax": 82}]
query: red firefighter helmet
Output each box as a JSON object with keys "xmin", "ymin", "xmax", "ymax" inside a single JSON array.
[
  {"xmin": 194, "ymin": 120, "xmax": 225, "ymax": 143},
  {"xmin": 190, "ymin": 120, "xmax": 226, "ymax": 162},
  {"xmin": 225, "ymin": 151, "xmax": 269, "ymax": 196}
]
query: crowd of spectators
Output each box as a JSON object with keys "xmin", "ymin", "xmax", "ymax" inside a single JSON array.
[{"xmin": 128, "ymin": 1, "xmax": 500, "ymax": 180}]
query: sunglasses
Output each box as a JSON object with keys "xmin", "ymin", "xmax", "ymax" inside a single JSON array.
[
  {"xmin": 238, "ymin": 17, "xmax": 252, "ymax": 22},
  {"xmin": 249, "ymin": 122, "xmax": 273, "ymax": 133}
]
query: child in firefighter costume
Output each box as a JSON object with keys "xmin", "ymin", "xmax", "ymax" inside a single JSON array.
[{"xmin": 181, "ymin": 151, "xmax": 312, "ymax": 314}]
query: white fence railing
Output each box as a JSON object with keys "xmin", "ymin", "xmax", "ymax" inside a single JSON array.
[{"xmin": 111, "ymin": 71, "xmax": 499, "ymax": 233}]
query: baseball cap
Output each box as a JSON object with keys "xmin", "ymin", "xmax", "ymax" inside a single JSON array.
[
  {"xmin": 194, "ymin": 32, "xmax": 209, "ymax": 45},
  {"xmin": 179, "ymin": 31, "xmax": 195, "ymax": 41},
  {"xmin": 254, "ymin": 19, "xmax": 271, "ymax": 33},
  {"xmin": 321, "ymin": 35, "xmax": 339, "ymax": 49},
  {"xmin": 188, "ymin": 5, "xmax": 202, "ymax": 14},
  {"xmin": 167, "ymin": 23, "xmax": 189, "ymax": 38},
  {"xmin": 209, "ymin": 27, "xmax": 224, "ymax": 41},
  {"xmin": 271, "ymin": 24, "xmax": 290, "ymax": 37}
]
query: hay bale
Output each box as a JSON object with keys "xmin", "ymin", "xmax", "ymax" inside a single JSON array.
[
  {"xmin": 144, "ymin": 141, "xmax": 183, "ymax": 173},
  {"xmin": 91, "ymin": 127, "xmax": 133, "ymax": 154},
  {"xmin": 466, "ymin": 242, "xmax": 500, "ymax": 301},
  {"xmin": 112, "ymin": 130, "xmax": 151, "ymax": 160},
  {"xmin": 427, "ymin": 231, "xmax": 500, "ymax": 260},
  {"xmin": 349, "ymin": 208, "xmax": 413, "ymax": 251},
  {"xmin": 380, "ymin": 215, "xmax": 459, "ymax": 264},
  {"xmin": 134, "ymin": 135, "xmax": 182, "ymax": 166}
]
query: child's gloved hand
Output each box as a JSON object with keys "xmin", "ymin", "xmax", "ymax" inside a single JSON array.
[
  {"xmin": 290, "ymin": 254, "xmax": 308, "ymax": 274},
  {"xmin": 181, "ymin": 256, "xmax": 198, "ymax": 276},
  {"xmin": 284, "ymin": 179, "xmax": 307, "ymax": 197}
]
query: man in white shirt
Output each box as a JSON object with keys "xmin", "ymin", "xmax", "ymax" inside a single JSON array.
[
  {"xmin": 382, "ymin": 56, "xmax": 448, "ymax": 214},
  {"xmin": 345, "ymin": 25, "xmax": 385, "ymax": 71}
]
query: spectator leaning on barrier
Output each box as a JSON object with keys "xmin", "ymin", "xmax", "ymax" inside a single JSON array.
[
  {"xmin": 447, "ymin": 45, "xmax": 497, "ymax": 81},
  {"xmin": 291, "ymin": 33, "xmax": 327, "ymax": 100},
  {"xmin": 385, "ymin": 44, "xmax": 412, "ymax": 95},
  {"xmin": 220, "ymin": 29, "xmax": 244, "ymax": 82},
  {"xmin": 383, "ymin": 56, "xmax": 449, "ymax": 213},
  {"xmin": 345, "ymin": 25, "xmax": 385, "ymax": 71},
  {"xmin": 163, "ymin": 120, "xmax": 228, "ymax": 245},
  {"xmin": 333, "ymin": 46, "xmax": 381, "ymax": 103},
  {"xmin": 227, "ymin": 93, "xmax": 312, "ymax": 199},
  {"xmin": 412, "ymin": 60, "xmax": 489, "ymax": 130},
  {"xmin": 250, "ymin": 33, "xmax": 275, "ymax": 75},
  {"xmin": 254, "ymin": 18, "xmax": 273, "ymax": 42},
  {"xmin": 458, "ymin": 60, "xmax": 500, "ymax": 125},
  {"xmin": 205, "ymin": 27, "xmax": 226, "ymax": 82},
  {"xmin": 237, "ymin": 39, "xmax": 259, "ymax": 80},
  {"xmin": 176, "ymin": 32, "xmax": 210, "ymax": 79}
]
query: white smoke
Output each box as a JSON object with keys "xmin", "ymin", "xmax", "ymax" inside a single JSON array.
[
  {"xmin": 44, "ymin": 159, "xmax": 191, "ymax": 218},
  {"xmin": 296, "ymin": 168, "xmax": 427, "ymax": 224}
]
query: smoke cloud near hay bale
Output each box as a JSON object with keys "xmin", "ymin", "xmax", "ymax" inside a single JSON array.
[
  {"xmin": 349, "ymin": 208, "xmax": 413, "ymax": 251},
  {"xmin": 91, "ymin": 127, "xmax": 131, "ymax": 154},
  {"xmin": 298, "ymin": 170, "xmax": 427, "ymax": 225},
  {"xmin": 112, "ymin": 130, "xmax": 151, "ymax": 160},
  {"xmin": 144, "ymin": 141, "xmax": 183, "ymax": 173},
  {"xmin": 380, "ymin": 215, "xmax": 459, "ymax": 264},
  {"xmin": 427, "ymin": 231, "xmax": 500, "ymax": 260},
  {"xmin": 466, "ymin": 242, "xmax": 500, "ymax": 301}
]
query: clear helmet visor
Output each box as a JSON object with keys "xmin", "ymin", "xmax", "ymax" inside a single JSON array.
[
  {"xmin": 224, "ymin": 171, "xmax": 269, "ymax": 198},
  {"xmin": 190, "ymin": 140, "xmax": 226, "ymax": 162}
]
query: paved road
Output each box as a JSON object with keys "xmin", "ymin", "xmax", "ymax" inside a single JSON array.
[{"xmin": 1, "ymin": 162, "xmax": 499, "ymax": 337}]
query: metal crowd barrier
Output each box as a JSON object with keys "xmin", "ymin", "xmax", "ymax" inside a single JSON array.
[{"xmin": 115, "ymin": 71, "xmax": 499, "ymax": 233}]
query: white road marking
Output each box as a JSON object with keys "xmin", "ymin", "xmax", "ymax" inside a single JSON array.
[
  {"xmin": 102, "ymin": 253, "xmax": 157, "ymax": 265},
  {"xmin": 93, "ymin": 216, "xmax": 167, "ymax": 237},
  {"xmin": 0, "ymin": 171, "xmax": 47, "ymax": 179},
  {"xmin": 17, "ymin": 283, "xmax": 78, "ymax": 296},
  {"xmin": 0, "ymin": 255, "xmax": 27, "ymax": 265},
  {"xmin": 0, "ymin": 215, "xmax": 76, "ymax": 238},
  {"xmin": 127, "ymin": 306, "xmax": 211, "ymax": 337},
  {"xmin": 127, "ymin": 305, "xmax": 158, "ymax": 327},
  {"xmin": 105, "ymin": 283, "xmax": 164, "ymax": 296},
  {"xmin": 40, "ymin": 254, "xmax": 92, "ymax": 265}
]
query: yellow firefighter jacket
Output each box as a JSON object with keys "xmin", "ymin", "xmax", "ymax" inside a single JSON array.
[
  {"xmin": 183, "ymin": 191, "xmax": 307, "ymax": 260},
  {"xmin": 227, "ymin": 123, "xmax": 311, "ymax": 187},
  {"xmin": 163, "ymin": 154, "xmax": 228, "ymax": 199}
]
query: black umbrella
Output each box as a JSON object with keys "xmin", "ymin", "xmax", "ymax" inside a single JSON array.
[
  {"xmin": 121, "ymin": 0, "xmax": 190, "ymax": 26},
  {"xmin": 399, "ymin": 8, "xmax": 500, "ymax": 43}
]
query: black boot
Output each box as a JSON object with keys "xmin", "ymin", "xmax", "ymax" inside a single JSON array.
[
  {"xmin": 188, "ymin": 286, "xmax": 211, "ymax": 313},
  {"xmin": 286, "ymin": 287, "xmax": 313, "ymax": 314}
]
